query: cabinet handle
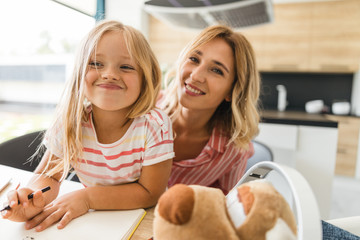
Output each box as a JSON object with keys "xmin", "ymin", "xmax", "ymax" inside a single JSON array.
[{"xmin": 337, "ymin": 148, "xmax": 347, "ymax": 154}]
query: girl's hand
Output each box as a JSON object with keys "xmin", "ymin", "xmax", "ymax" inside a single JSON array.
[
  {"xmin": 2, "ymin": 187, "xmax": 46, "ymax": 222},
  {"xmin": 25, "ymin": 189, "xmax": 90, "ymax": 232}
]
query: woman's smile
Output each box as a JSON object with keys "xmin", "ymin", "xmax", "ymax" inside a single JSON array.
[{"xmin": 185, "ymin": 83, "xmax": 205, "ymax": 96}]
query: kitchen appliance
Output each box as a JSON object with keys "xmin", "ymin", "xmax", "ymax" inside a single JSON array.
[
  {"xmin": 332, "ymin": 101, "xmax": 351, "ymax": 115},
  {"xmin": 144, "ymin": 0, "xmax": 274, "ymax": 30},
  {"xmin": 305, "ymin": 100, "xmax": 324, "ymax": 114},
  {"xmin": 276, "ymin": 84, "xmax": 287, "ymax": 111}
]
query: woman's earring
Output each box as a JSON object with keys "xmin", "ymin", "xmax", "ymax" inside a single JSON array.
[
  {"xmin": 225, "ymin": 95, "xmax": 232, "ymax": 102},
  {"xmin": 84, "ymin": 97, "xmax": 91, "ymax": 107}
]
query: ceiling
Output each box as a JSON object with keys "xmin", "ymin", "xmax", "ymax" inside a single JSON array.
[{"xmin": 50, "ymin": 0, "xmax": 97, "ymax": 17}]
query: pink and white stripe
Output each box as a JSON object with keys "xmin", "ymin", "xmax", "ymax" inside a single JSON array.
[
  {"xmin": 46, "ymin": 108, "xmax": 174, "ymax": 187},
  {"xmin": 168, "ymin": 128, "xmax": 253, "ymax": 195}
]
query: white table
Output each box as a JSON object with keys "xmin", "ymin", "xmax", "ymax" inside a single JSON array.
[{"xmin": 0, "ymin": 164, "xmax": 154, "ymax": 240}]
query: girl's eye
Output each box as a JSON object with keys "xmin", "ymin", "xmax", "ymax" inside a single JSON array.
[
  {"xmin": 89, "ymin": 61, "xmax": 102, "ymax": 68},
  {"xmin": 120, "ymin": 65, "xmax": 135, "ymax": 70},
  {"xmin": 212, "ymin": 68, "xmax": 224, "ymax": 76}
]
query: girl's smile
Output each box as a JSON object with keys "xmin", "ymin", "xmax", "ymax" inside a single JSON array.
[{"xmin": 96, "ymin": 82, "xmax": 124, "ymax": 90}]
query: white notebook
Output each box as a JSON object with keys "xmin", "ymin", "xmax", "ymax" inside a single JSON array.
[{"xmin": 0, "ymin": 208, "xmax": 146, "ymax": 240}]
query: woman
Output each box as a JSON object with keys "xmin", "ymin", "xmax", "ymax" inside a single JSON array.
[
  {"xmin": 159, "ymin": 24, "xmax": 359, "ymax": 240},
  {"xmin": 159, "ymin": 25, "xmax": 260, "ymax": 195}
]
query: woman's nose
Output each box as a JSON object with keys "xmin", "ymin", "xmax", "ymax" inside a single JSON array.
[{"xmin": 190, "ymin": 66, "xmax": 206, "ymax": 83}]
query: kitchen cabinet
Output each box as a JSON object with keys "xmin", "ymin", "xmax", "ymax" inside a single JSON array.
[
  {"xmin": 243, "ymin": 2, "xmax": 311, "ymax": 72},
  {"xmin": 325, "ymin": 115, "xmax": 360, "ymax": 177},
  {"xmin": 241, "ymin": 0, "xmax": 360, "ymax": 72},
  {"xmin": 147, "ymin": 0, "xmax": 360, "ymax": 72},
  {"xmin": 256, "ymin": 122, "xmax": 338, "ymax": 219},
  {"xmin": 309, "ymin": 0, "xmax": 360, "ymax": 72}
]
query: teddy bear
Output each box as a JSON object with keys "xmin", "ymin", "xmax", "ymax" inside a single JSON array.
[{"xmin": 153, "ymin": 180, "xmax": 297, "ymax": 240}]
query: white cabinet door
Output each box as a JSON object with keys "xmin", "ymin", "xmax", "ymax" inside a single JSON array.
[
  {"xmin": 255, "ymin": 123, "xmax": 338, "ymax": 219},
  {"xmin": 296, "ymin": 126, "xmax": 338, "ymax": 219},
  {"xmin": 257, "ymin": 123, "xmax": 298, "ymax": 150},
  {"xmin": 256, "ymin": 123, "xmax": 298, "ymax": 167}
]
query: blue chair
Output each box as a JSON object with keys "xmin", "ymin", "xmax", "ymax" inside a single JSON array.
[
  {"xmin": 0, "ymin": 130, "xmax": 45, "ymax": 172},
  {"xmin": 0, "ymin": 130, "xmax": 79, "ymax": 182},
  {"xmin": 246, "ymin": 140, "xmax": 273, "ymax": 172}
]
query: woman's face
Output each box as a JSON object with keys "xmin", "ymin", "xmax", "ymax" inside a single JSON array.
[
  {"xmin": 178, "ymin": 38, "xmax": 235, "ymax": 113},
  {"xmin": 84, "ymin": 30, "xmax": 142, "ymax": 112}
]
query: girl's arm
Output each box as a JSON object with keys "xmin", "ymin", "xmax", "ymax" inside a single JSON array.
[
  {"xmin": 29, "ymin": 149, "xmax": 62, "ymax": 202},
  {"xmin": 24, "ymin": 158, "xmax": 172, "ymax": 232},
  {"xmin": 84, "ymin": 158, "xmax": 173, "ymax": 209},
  {"xmin": 2, "ymin": 150, "xmax": 62, "ymax": 222}
]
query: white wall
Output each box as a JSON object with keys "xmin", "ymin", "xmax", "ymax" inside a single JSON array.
[
  {"xmin": 352, "ymin": 71, "xmax": 360, "ymax": 117},
  {"xmin": 105, "ymin": 0, "xmax": 149, "ymax": 37}
]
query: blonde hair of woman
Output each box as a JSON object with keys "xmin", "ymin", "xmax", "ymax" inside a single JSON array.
[{"xmin": 161, "ymin": 25, "xmax": 260, "ymax": 150}]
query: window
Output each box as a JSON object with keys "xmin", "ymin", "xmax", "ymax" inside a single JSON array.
[{"xmin": 0, "ymin": 0, "xmax": 95, "ymax": 142}]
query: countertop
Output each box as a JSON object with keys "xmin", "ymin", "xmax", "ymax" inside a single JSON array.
[{"xmin": 261, "ymin": 110, "xmax": 338, "ymax": 128}]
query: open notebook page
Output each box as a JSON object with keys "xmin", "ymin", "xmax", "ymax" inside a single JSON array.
[{"xmin": 0, "ymin": 209, "xmax": 146, "ymax": 240}]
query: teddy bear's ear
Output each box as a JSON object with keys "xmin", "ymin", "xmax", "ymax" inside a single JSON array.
[
  {"xmin": 157, "ymin": 184, "xmax": 195, "ymax": 225},
  {"xmin": 237, "ymin": 186, "xmax": 254, "ymax": 215}
]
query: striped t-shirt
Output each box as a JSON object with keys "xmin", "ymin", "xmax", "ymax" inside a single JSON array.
[
  {"xmin": 46, "ymin": 108, "xmax": 174, "ymax": 187},
  {"xmin": 168, "ymin": 127, "xmax": 254, "ymax": 195}
]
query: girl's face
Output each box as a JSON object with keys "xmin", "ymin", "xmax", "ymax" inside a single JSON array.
[
  {"xmin": 178, "ymin": 38, "xmax": 235, "ymax": 113},
  {"xmin": 85, "ymin": 31, "xmax": 141, "ymax": 112}
]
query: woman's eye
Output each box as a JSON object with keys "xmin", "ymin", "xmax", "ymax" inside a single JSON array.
[
  {"xmin": 189, "ymin": 57, "xmax": 199, "ymax": 63},
  {"xmin": 212, "ymin": 68, "xmax": 224, "ymax": 76},
  {"xmin": 89, "ymin": 61, "xmax": 102, "ymax": 68}
]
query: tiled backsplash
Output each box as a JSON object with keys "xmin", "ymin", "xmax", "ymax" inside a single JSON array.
[{"xmin": 259, "ymin": 72, "xmax": 353, "ymax": 112}]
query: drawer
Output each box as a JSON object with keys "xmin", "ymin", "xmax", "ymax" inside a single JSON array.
[
  {"xmin": 256, "ymin": 123, "xmax": 298, "ymax": 150},
  {"xmin": 337, "ymin": 125, "xmax": 360, "ymax": 147},
  {"xmin": 335, "ymin": 151, "xmax": 357, "ymax": 176},
  {"xmin": 337, "ymin": 146, "xmax": 358, "ymax": 156}
]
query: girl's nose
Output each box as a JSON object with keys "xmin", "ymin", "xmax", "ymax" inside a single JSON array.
[{"xmin": 101, "ymin": 67, "xmax": 119, "ymax": 81}]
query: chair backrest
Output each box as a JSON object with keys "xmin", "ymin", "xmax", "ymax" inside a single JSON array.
[
  {"xmin": 246, "ymin": 140, "xmax": 273, "ymax": 172},
  {"xmin": 0, "ymin": 130, "xmax": 80, "ymax": 182},
  {"xmin": 0, "ymin": 130, "xmax": 45, "ymax": 172},
  {"xmin": 227, "ymin": 162, "xmax": 322, "ymax": 240}
]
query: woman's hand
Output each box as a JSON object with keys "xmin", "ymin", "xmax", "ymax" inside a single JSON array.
[
  {"xmin": 25, "ymin": 189, "xmax": 90, "ymax": 232},
  {"xmin": 2, "ymin": 187, "xmax": 46, "ymax": 222}
]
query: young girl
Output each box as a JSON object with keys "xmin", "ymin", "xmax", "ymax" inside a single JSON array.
[
  {"xmin": 159, "ymin": 25, "xmax": 260, "ymax": 195},
  {"xmin": 2, "ymin": 20, "xmax": 174, "ymax": 231}
]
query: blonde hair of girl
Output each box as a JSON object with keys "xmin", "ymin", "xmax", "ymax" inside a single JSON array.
[
  {"xmin": 43, "ymin": 20, "xmax": 161, "ymax": 180},
  {"xmin": 161, "ymin": 25, "xmax": 260, "ymax": 150}
]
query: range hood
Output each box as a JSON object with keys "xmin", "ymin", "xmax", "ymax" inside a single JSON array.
[{"xmin": 144, "ymin": 0, "xmax": 274, "ymax": 30}]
